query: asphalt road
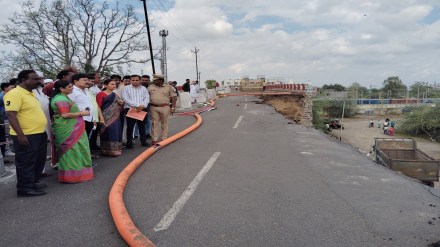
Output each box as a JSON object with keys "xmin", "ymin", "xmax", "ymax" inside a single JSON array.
[{"xmin": 1, "ymin": 95, "xmax": 440, "ymax": 247}]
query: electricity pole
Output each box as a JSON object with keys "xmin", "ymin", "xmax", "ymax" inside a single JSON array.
[
  {"xmin": 191, "ymin": 47, "xmax": 199, "ymax": 82},
  {"xmin": 159, "ymin": 30, "xmax": 168, "ymax": 81},
  {"xmin": 140, "ymin": 0, "xmax": 155, "ymax": 74}
]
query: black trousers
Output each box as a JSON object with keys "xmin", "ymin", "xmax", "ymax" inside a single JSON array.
[
  {"xmin": 85, "ymin": 121, "xmax": 99, "ymax": 150},
  {"xmin": 12, "ymin": 132, "xmax": 47, "ymax": 192},
  {"xmin": 125, "ymin": 108, "xmax": 147, "ymax": 145}
]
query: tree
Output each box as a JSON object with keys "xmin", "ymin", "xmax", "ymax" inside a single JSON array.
[
  {"xmin": 346, "ymin": 82, "xmax": 369, "ymax": 99},
  {"xmin": 382, "ymin": 76, "xmax": 407, "ymax": 98},
  {"xmin": 370, "ymin": 88, "xmax": 381, "ymax": 99},
  {"xmin": 0, "ymin": 0, "xmax": 149, "ymax": 78},
  {"xmin": 408, "ymin": 81, "xmax": 440, "ymax": 98},
  {"xmin": 322, "ymin": 84, "xmax": 345, "ymax": 92},
  {"xmin": 400, "ymin": 106, "xmax": 440, "ymax": 141},
  {"xmin": 204, "ymin": 79, "xmax": 217, "ymax": 89}
]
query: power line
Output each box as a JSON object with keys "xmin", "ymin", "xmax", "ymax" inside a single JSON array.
[
  {"xmin": 149, "ymin": 0, "xmax": 197, "ymax": 47},
  {"xmin": 153, "ymin": 0, "xmax": 197, "ymax": 46},
  {"xmin": 146, "ymin": 4, "xmax": 191, "ymax": 51}
]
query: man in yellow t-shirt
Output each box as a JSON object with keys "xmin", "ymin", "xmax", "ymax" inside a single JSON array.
[{"xmin": 4, "ymin": 70, "xmax": 48, "ymax": 197}]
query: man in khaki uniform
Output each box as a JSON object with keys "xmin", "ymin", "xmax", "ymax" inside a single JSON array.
[{"xmin": 148, "ymin": 74, "xmax": 177, "ymax": 144}]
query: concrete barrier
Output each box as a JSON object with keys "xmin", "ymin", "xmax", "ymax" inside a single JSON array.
[
  {"xmin": 179, "ymin": 92, "xmax": 192, "ymax": 109},
  {"xmin": 196, "ymin": 90, "xmax": 207, "ymax": 103},
  {"xmin": 207, "ymin": 89, "xmax": 216, "ymax": 99}
]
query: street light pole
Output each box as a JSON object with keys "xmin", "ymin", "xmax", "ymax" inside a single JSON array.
[{"xmin": 140, "ymin": 0, "xmax": 156, "ymax": 74}]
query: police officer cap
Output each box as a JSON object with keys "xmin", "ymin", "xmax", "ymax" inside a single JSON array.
[{"xmin": 153, "ymin": 74, "xmax": 165, "ymax": 81}]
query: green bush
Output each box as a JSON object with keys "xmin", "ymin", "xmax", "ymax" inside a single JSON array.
[
  {"xmin": 204, "ymin": 79, "xmax": 217, "ymax": 89},
  {"xmin": 400, "ymin": 106, "xmax": 440, "ymax": 141}
]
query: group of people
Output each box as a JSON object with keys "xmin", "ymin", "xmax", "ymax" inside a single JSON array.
[
  {"xmin": 2, "ymin": 67, "xmax": 177, "ymax": 197},
  {"xmin": 182, "ymin": 79, "xmax": 200, "ymax": 103},
  {"xmin": 368, "ymin": 118, "xmax": 395, "ymax": 136}
]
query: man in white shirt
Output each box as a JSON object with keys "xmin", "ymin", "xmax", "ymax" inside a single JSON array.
[
  {"xmin": 68, "ymin": 74, "xmax": 101, "ymax": 151},
  {"xmin": 88, "ymin": 72, "xmax": 102, "ymax": 96},
  {"xmin": 33, "ymin": 75, "xmax": 52, "ymax": 175},
  {"xmin": 122, "ymin": 75, "xmax": 150, "ymax": 148}
]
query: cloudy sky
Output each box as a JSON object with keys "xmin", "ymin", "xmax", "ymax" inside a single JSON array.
[
  {"xmin": 1, "ymin": 0, "xmax": 440, "ymax": 87},
  {"xmin": 143, "ymin": 0, "xmax": 440, "ymax": 87}
]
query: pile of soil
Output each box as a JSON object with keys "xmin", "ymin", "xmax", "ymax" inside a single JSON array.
[{"xmin": 262, "ymin": 95, "xmax": 305, "ymax": 124}]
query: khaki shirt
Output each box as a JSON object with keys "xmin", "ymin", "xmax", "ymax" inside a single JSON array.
[{"xmin": 148, "ymin": 84, "xmax": 177, "ymax": 105}]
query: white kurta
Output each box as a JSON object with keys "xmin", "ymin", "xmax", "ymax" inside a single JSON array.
[
  {"xmin": 190, "ymin": 84, "xmax": 199, "ymax": 102},
  {"xmin": 33, "ymin": 87, "xmax": 52, "ymax": 140}
]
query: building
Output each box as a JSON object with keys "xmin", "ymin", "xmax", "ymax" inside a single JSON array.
[{"xmin": 240, "ymin": 75, "xmax": 265, "ymax": 92}]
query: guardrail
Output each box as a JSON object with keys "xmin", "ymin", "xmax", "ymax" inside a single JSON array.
[{"xmin": 265, "ymin": 84, "xmax": 307, "ymax": 91}]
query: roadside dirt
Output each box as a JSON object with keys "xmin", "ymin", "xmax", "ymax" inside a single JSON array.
[
  {"xmin": 265, "ymin": 98, "xmax": 440, "ymax": 160},
  {"xmin": 263, "ymin": 96, "xmax": 305, "ymax": 124}
]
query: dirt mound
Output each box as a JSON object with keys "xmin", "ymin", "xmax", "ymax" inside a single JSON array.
[{"xmin": 262, "ymin": 95, "xmax": 305, "ymax": 124}]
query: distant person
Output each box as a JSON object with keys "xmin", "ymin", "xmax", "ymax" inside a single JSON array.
[
  {"xmin": 141, "ymin": 75, "xmax": 151, "ymax": 87},
  {"xmin": 8, "ymin": 78, "xmax": 19, "ymax": 86},
  {"xmin": 0, "ymin": 82, "xmax": 16, "ymax": 157},
  {"xmin": 169, "ymin": 81, "xmax": 179, "ymax": 97},
  {"xmin": 51, "ymin": 80, "xmax": 94, "ymax": 183},
  {"xmin": 43, "ymin": 70, "xmax": 74, "ymax": 97},
  {"xmin": 122, "ymin": 75, "xmax": 131, "ymax": 86},
  {"xmin": 190, "ymin": 81, "xmax": 200, "ymax": 103},
  {"xmin": 88, "ymin": 72, "xmax": 102, "ymax": 96},
  {"xmin": 388, "ymin": 126, "xmax": 395, "ymax": 136},
  {"xmin": 111, "ymin": 74, "xmax": 123, "ymax": 98},
  {"xmin": 141, "ymin": 75, "xmax": 152, "ymax": 140},
  {"xmin": 377, "ymin": 119, "xmax": 381, "ymax": 128},
  {"xmin": 33, "ymin": 74, "xmax": 52, "ymax": 177},
  {"xmin": 5, "ymin": 70, "xmax": 48, "ymax": 197},
  {"xmin": 182, "ymin": 78, "xmax": 190, "ymax": 92}
]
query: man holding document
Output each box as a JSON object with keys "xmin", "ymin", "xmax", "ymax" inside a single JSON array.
[{"xmin": 122, "ymin": 75, "xmax": 150, "ymax": 148}]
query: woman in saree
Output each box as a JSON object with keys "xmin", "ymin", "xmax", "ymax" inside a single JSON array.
[
  {"xmin": 96, "ymin": 79, "xmax": 124, "ymax": 157},
  {"xmin": 51, "ymin": 80, "xmax": 94, "ymax": 183}
]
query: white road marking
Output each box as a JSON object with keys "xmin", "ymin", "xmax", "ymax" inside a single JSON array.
[
  {"xmin": 154, "ymin": 152, "xmax": 221, "ymax": 232},
  {"xmin": 233, "ymin": 116, "xmax": 244, "ymax": 129},
  {"xmin": 244, "ymin": 103, "xmax": 248, "ymax": 110}
]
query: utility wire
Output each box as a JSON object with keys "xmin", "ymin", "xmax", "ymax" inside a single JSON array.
[
  {"xmin": 150, "ymin": 13, "xmax": 189, "ymax": 50},
  {"xmin": 149, "ymin": 0, "xmax": 197, "ymax": 48},
  {"xmin": 153, "ymin": 0, "xmax": 197, "ymax": 46}
]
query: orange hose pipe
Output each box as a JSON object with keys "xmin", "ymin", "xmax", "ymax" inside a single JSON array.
[{"xmin": 109, "ymin": 114, "xmax": 202, "ymax": 246}]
